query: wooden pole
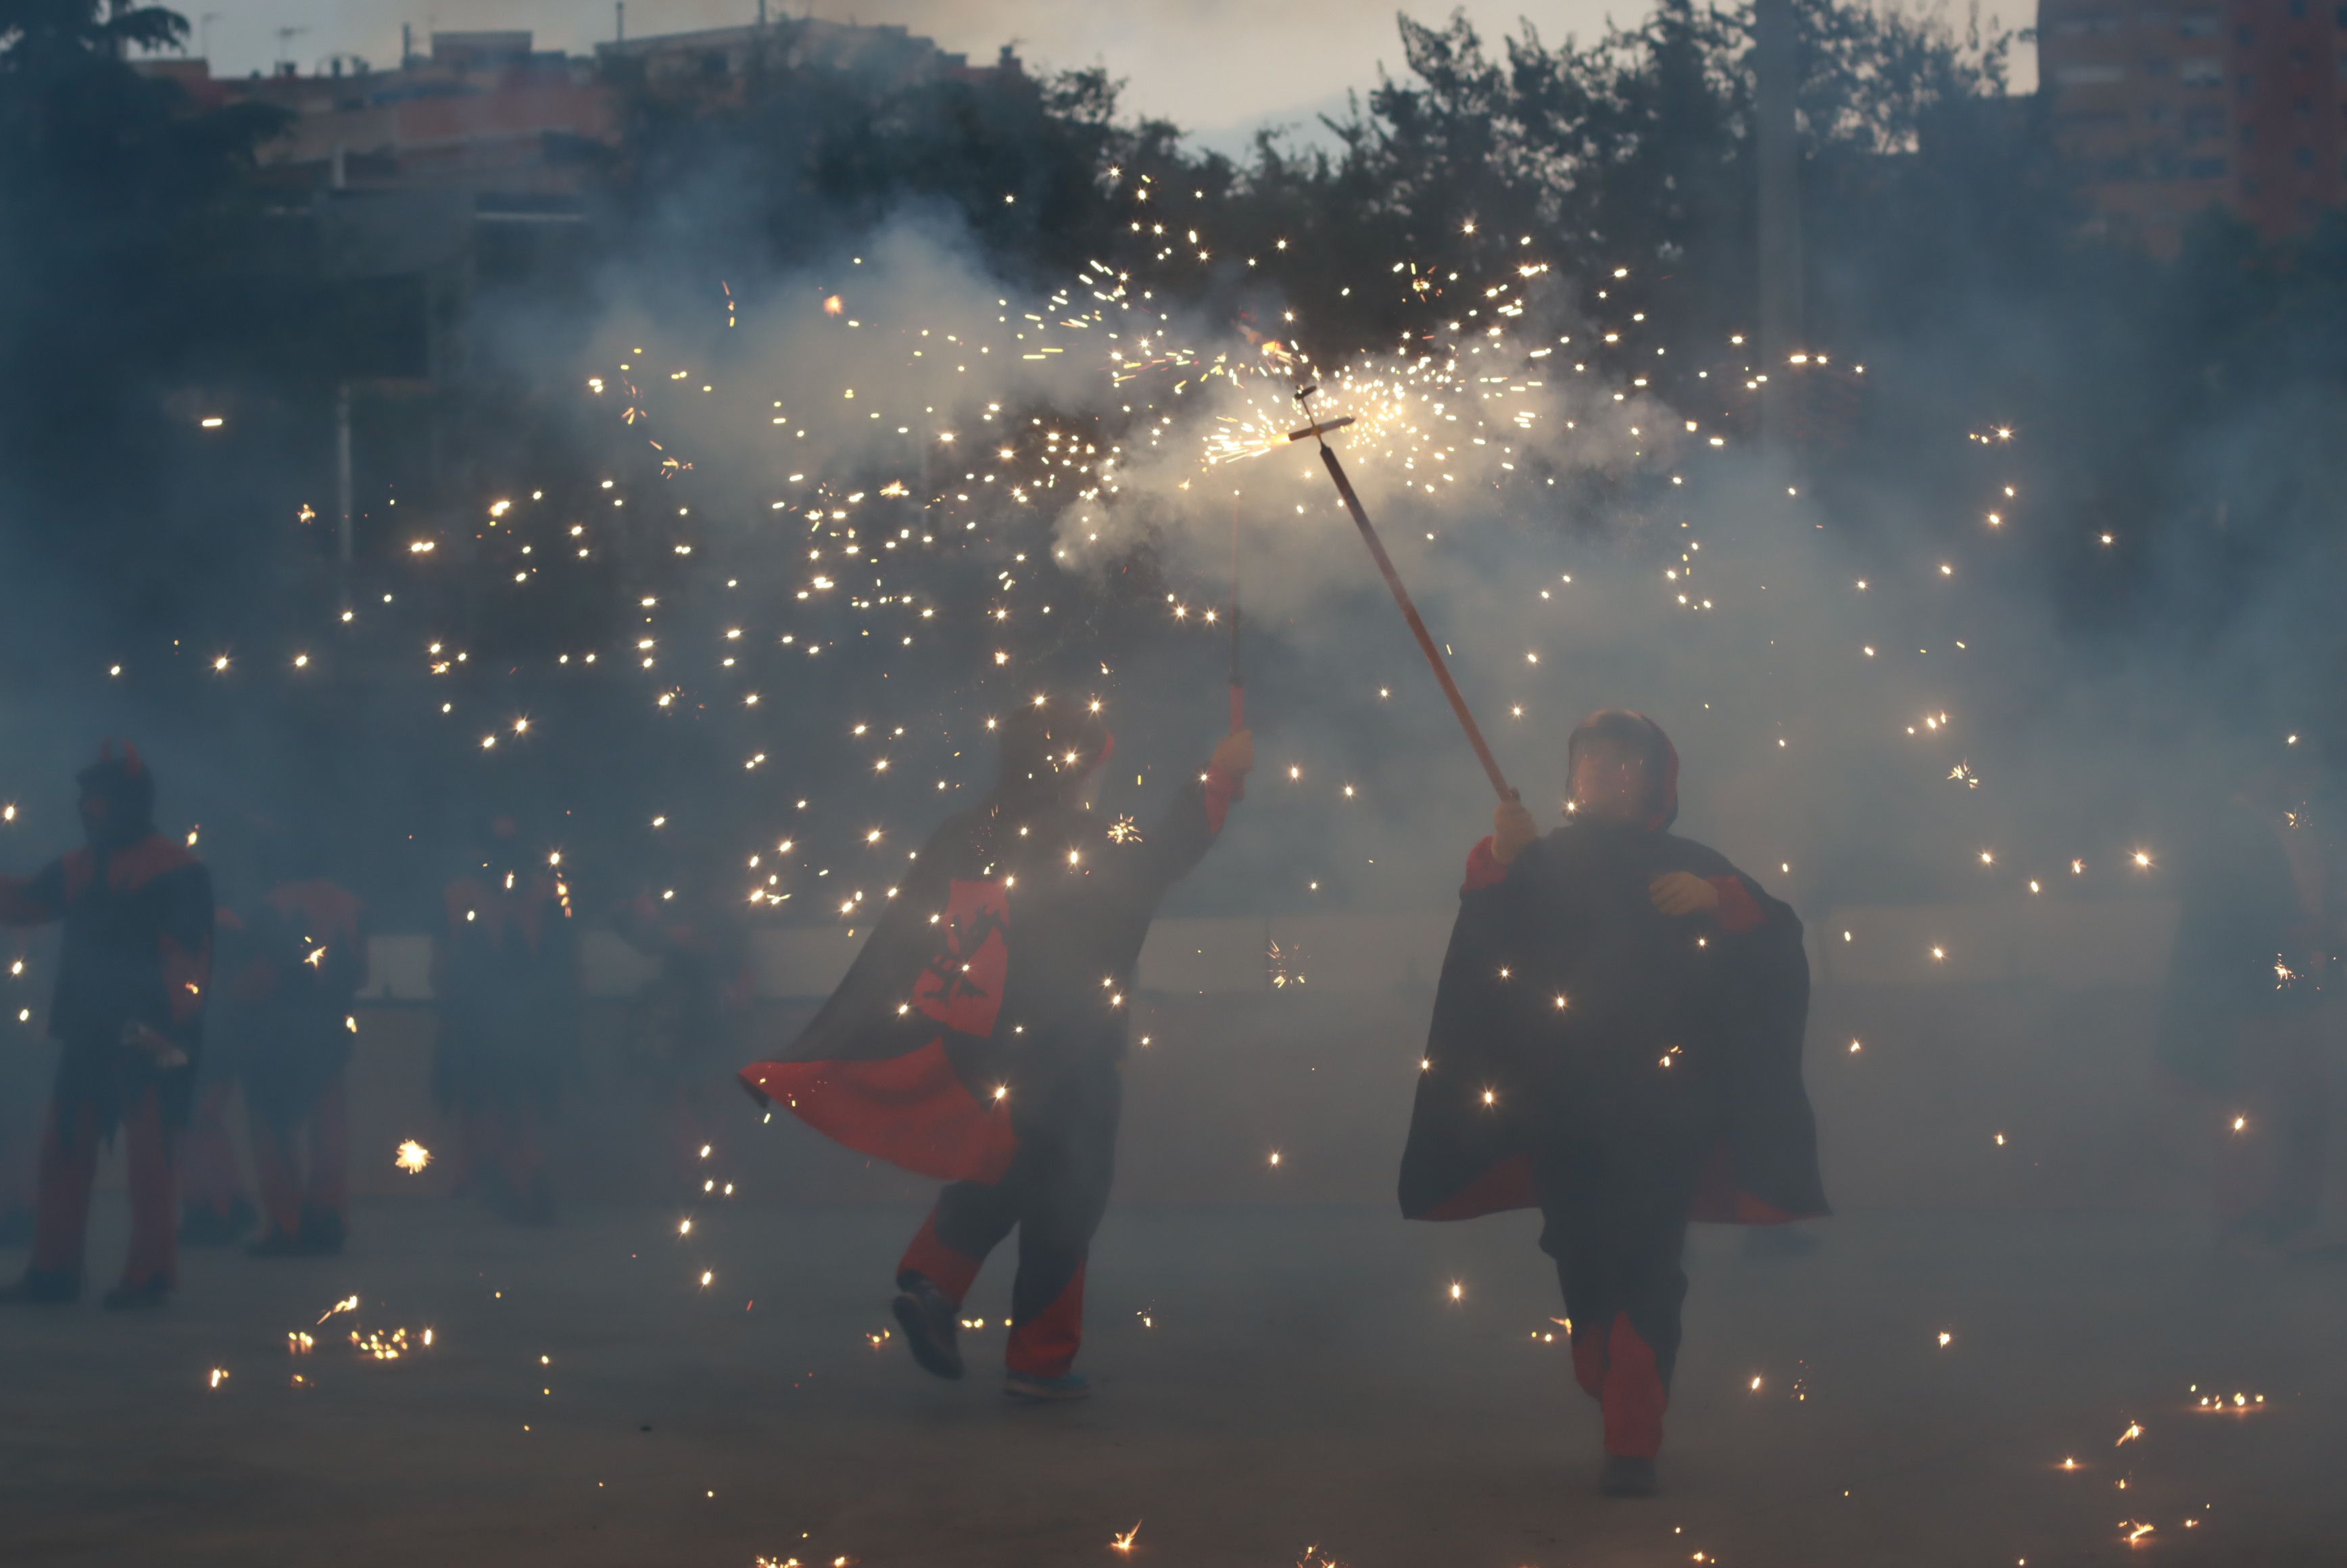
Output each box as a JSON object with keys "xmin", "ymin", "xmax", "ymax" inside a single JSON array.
[{"xmin": 1289, "ymin": 403, "xmax": 1513, "ymax": 801}]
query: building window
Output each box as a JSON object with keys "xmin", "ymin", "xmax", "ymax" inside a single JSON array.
[
  {"xmin": 2239, "ymin": 74, "xmax": 2257, "ymax": 97},
  {"xmin": 2295, "ymin": 143, "xmax": 2315, "ymax": 165},
  {"xmin": 2236, "ymin": 24, "xmax": 2256, "ymax": 43},
  {"xmin": 2185, "ymin": 105, "xmax": 2227, "ymax": 136},
  {"xmin": 2242, "ymin": 122, "xmax": 2258, "ymax": 146},
  {"xmin": 2185, "ymin": 155, "xmax": 2229, "ymax": 176},
  {"xmin": 2290, "ymin": 0, "xmax": 2306, "ymax": 16},
  {"xmin": 2179, "ymin": 55, "xmax": 2223, "ymax": 82},
  {"xmin": 2055, "ymin": 62, "xmax": 2129, "ymax": 84},
  {"xmin": 2180, "ymin": 9, "xmax": 2219, "ymax": 33}
]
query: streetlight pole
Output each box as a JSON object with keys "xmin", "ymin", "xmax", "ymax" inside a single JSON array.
[{"xmin": 1755, "ymin": 0, "xmax": 1804, "ymax": 461}]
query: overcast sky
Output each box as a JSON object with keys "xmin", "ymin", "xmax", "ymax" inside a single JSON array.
[{"xmin": 187, "ymin": 0, "xmax": 2035, "ymax": 149}]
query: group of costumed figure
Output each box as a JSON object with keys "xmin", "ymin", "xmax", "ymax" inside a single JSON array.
[
  {"xmin": 741, "ymin": 699, "xmax": 1826, "ymax": 1495},
  {"xmin": 0, "ymin": 746, "xmax": 752, "ymax": 1296},
  {"xmin": 1, "ymin": 683, "xmax": 2322, "ymax": 1498},
  {"xmin": 0, "ymin": 748, "xmax": 369, "ymax": 1304}
]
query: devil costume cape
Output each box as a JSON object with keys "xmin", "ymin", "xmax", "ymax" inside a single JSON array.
[
  {"xmin": 742, "ymin": 771, "xmax": 1234, "ymax": 1183},
  {"xmin": 1399, "ymin": 787, "xmax": 1824, "ymax": 1229}
]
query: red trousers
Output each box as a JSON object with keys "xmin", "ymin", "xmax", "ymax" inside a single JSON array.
[
  {"xmin": 250, "ymin": 1071, "xmax": 349, "ymax": 1235},
  {"xmin": 31, "ymin": 1089, "xmax": 177, "ymax": 1290},
  {"xmin": 894, "ymin": 1067, "xmax": 1120, "ymax": 1379},
  {"xmin": 180, "ymin": 1079, "xmax": 247, "ymax": 1219}
]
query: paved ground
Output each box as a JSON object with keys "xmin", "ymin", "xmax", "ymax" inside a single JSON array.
[{"xmin": 3, "ymin": 1200, "xmax": 2344, "ymax": 1567}]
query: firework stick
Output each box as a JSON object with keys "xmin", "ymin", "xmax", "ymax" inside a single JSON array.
[{"xmin": 1289, "ymin": 403, "xmax": 1514, "ymax": 802}]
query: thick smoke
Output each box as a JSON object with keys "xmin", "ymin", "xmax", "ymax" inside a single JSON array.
[{"xmin": 537, "ymin": 190, "xmax": 2317, "ymax": 935}]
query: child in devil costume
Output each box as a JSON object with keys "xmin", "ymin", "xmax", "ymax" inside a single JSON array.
[
  {"xmin": 1398, "ymin": 710, "xmax": 1825, "ymax": 1496},
  {"xmin": 0, "ymin": 743, "xmax": 214, "ymax": 1308},
  {"xmin": 742, "ymin": 699, "xmax": 1253, "ymax": 1400}
]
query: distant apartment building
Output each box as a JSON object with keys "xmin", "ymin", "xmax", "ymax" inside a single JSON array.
[
  {"xmin": 137, "ymin": 20, "xmax": 1008, "ymax": 204},
  {"xmin": 2040, "ymin": 0, "xmax": 2347, "ymax": 250},
  {"xmin": 141, "ymin": 32, "xmax": 614, "ymax": 202},
  {"xmin": 594, "ymin": 17, "xmax": 1003, "ymax": 99}
]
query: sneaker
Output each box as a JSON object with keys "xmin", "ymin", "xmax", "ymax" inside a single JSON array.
[
  {"xmin": 891, "ymin": 1275, "xmax": 964, "ymax": 1380},
  {"xmin": 1004, "ymin": 1369, "xmax": 1091, "ymax": 1402},
  {"xmin": 1599, "ymin": 1454, "xmax": 1658, "ymax": 1498},
  {"xmin": 101, "ymin": 1275, "xmax": 171, "ymax": 1310},
  {"xmin": 0, "ymin": 1268, "xmax": 80, "ymax": 1304}
]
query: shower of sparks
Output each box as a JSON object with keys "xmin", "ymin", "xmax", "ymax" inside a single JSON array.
[
  {"xmin": 352, "ymin": 1325, "xmax": 420, "ymax": 1361},
  {"xmin": 1111, "ymin": 1521, "xmax": 1142, "ymax": 1553},
  {"xmin": 395, "ymin": 1140, "xmax": 433, "ymax": 1174}
]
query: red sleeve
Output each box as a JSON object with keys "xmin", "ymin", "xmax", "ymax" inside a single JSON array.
[
  {"xmin": 1708, "ymin": 874, "xmax": 1766, "ymax": 935},
  {"xmin": 1461, "ymin": 836, "xmax": 1511, "ymax": 893},
  {"xmin": 1202, "ymin": 764, "xmax": 1240, "ymax": 836}
]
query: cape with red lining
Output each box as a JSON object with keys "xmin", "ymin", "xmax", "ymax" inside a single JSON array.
[
  {"xmin": 741, "ymin": 773, "xmax": 1229, "ymax": 1184},
  {"xmin": 1398, "ymin": 821, "xmax": 1828, "ymax": 1225}
]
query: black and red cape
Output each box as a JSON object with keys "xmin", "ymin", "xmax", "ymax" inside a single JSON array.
[
  {"xmin": 1398, "ymin": 818, "xmax": 1828, "ymax": 1227},
  {"xmin": 742, "ymin": 767, "xmax": 1235, "ymax": 1181}
]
